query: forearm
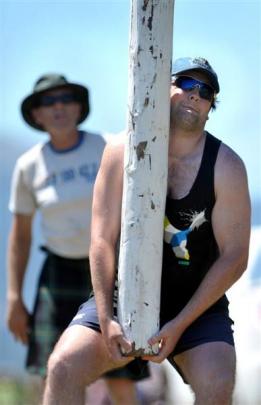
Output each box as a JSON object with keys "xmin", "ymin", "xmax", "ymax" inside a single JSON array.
[
  {"xmin": 6, "ymin": 225, "xmax": 32, "ymax": 343},
  {"xmin": 7, "ymin": 232, "xmax": 31, "ymax": 302},
  {"xmin": 90, "ymin": 238, "xmax": 117, "ymax": 328},
  {"xmin": 175, "ymin": 250, "xmax": 248, "ymax": 331}
]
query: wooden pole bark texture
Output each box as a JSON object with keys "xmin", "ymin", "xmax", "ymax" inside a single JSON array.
[{"xmin": 118, "ymin": 0, "xmax": 174, "ymax": 356}]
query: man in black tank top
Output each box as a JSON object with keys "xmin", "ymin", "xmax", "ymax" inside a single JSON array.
[
  {"xmin": 43, "ymin": 57, "xmax": 251, "ymax": 405},
  {"xmin": 144, "ymin": 57, "xmax": 251, "ymax": 404}
]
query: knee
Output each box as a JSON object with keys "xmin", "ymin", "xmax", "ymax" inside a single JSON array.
[
  {"xmin": 46, "ymin": 351, "xmax": 70, "ymax": 388},
  {"xmin": 194, "ymin": 374, "xmax": 235, "ymax": 405},
  {"xmin": 46, "ymin": 348, "xmax": 84, "ymax": 388},
  {"xmin": 214, "ymin": 375, "xmax": 235, "ymax": 403}
]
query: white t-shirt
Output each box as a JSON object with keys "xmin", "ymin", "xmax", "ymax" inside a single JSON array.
[{"xmin": 9, "ymin": 131, "xmax": 106, "ymax": 258}]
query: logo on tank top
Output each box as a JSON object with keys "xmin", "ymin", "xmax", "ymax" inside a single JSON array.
[{"xmin": 164, "ymin": 210, "xmax": 207, "ymax": 265}]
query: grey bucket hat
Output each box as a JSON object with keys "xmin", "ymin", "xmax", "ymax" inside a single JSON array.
[
  {"xmin": 172, "ymin": 57, "xmax": 220, "ymax": 93},
  {"xmin": 21, "ymin": 74, "xmax": 90, "ymax": 131}
]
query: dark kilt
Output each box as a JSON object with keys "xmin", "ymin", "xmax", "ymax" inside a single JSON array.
[{"xmin": 26, "ymin": 250, "xmax": 92, "ymax": 377}]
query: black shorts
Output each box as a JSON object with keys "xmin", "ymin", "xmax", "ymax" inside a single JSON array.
[
  {"xmin": 167, "ymin": 311, "xmax": 235, "ymax": 383},
  {"xmin": 71, "ymin": 297, "xmax": 234, "ymax": 383}
]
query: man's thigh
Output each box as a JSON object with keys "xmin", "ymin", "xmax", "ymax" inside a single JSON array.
[
  {"xmin": 51, "ymin": 325, "xmax": 130, "ymax": 385},
  {"xmin": 174, "ymin": 342, "xmax": 236, "ymax": 392}
]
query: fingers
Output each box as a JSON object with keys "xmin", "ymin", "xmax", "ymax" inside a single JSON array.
[
  {"xmin": 102, "ymin": 319, "xmax": 137, "ymax": 366},
  {"xmin": 8, "ymin": 316, "xmax": 30, "ymax": 345},
  {"xmin": 142, "ymin": 343, "xmax": 170, "ymax": 363},
  {"xmin": 109, "ymin": 336, "xmax": 133, "ymax": 361},
  {"xmin": 143, "ymin": 329, "xmax": 175, "ymax": 363},
  {"xmin": 7, "ymin": 302, "xmax": 30, "ymax": 345},
  {"xmin": 106, "ymin": 335, "xmax": 135, "ymax": 366},
  {"xmin": 148, "ymin": 332, "xmax": 162, "ymax": 346},
  {"xmin": 19, "ymin": 326, "xmax": 30, "ymax": 345},
  {"xmin": 11, "ymin": 323, "xmax": 29, "ymax": 345},
  {"xmin": 103, "ymin": 319, "xmax": 134, "ymax": 361},
  {"xmin": 117, "ymin": 335, "xmax": 133, "ymax": 354}
]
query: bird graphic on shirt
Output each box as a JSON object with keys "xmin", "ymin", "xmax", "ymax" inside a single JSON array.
[{"xmin": 164, "ymin": 210, "xmax": 207, "ymax": 262}]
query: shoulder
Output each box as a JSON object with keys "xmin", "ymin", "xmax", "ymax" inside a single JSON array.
[
  {"xmin": 99, "ymin": 131, "xmax": 125, "ymax": 166},
  {"xmin": 15, "ymin": 142, "xmax": 47, "ymax": 170},
  {"xmin": 82, "ymin": 131, "xmax": 106, "ymax": 147},
  {"xmin": 215, "ymin": 142, "xmax": 249, "ymax": 193},
  {"xmin": 92, "ymin": 135, "xmax": 125, "ymax": 205},
  {"xmin": 101, "ymin": 139, "xmax": 125, "ymax": 170},
  {"xmin": 216, "ymin": 142, "xmax": 247, "ymax": 177}
]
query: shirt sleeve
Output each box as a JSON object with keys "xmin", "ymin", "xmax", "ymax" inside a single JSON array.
[{"xmin": 9, "ymin": 159, "xmax": 37, "ymax": 215}]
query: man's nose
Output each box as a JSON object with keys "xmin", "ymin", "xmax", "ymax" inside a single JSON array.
[
  {"xmin": 53, "ymin": 100, "xmax": 64, "ymax": 108},
  {"xmin": 189, "ymin": 86, "xmax": 200, "ymax": 100}
]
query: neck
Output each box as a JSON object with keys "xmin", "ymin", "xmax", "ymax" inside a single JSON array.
[
  {"xmin": 168, "ymin": 128, "xmax": 206, "ymax": 160},
  {"xmin": 49, "ymin": 128, "xmax": 80, "ymax": 151}
]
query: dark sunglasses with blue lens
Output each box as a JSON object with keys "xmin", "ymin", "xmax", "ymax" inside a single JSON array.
[
  {"xmin": 172, "ymin": 76, "xmax": 215, "ymax": 102},
  {"xmin": 37, "ymin": 93, "xmax": 78, "ymax": 107}
]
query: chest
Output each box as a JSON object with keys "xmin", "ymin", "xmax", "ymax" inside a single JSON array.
[
  {"xmin": 167, "ymin": 154, "xmax": 202, "ymax": 200},
  {"xmin": 29, "ymin": 151, "xmax": 100, "ymax": 208}
]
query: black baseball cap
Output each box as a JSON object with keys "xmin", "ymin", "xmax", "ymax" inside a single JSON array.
[{"xmin": 172, "ymin": 57, "xmax": 220, "ymax": 93}]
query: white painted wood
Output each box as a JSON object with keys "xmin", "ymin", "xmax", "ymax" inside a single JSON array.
[{"xmin": 118, "ymin": 0, "xmax": 174, "ymax": 355}]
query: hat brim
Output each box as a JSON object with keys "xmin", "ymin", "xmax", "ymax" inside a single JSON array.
[{"xmin": 21, "ymin": 83, "xmax": 90, "ymax": 131}]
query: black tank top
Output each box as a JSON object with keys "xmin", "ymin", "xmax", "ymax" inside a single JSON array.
[{"xmin": 160, "ymin": 132, "xmax": 229, "ymax": 325}]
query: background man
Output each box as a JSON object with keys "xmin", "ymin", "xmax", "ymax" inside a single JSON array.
[{"xmin": 6, "ymin": 74, "xmax": 149, "ymax": 404}]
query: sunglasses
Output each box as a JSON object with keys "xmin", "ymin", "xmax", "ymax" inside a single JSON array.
[
  {"xmin": 37, "ymin": 93, "xmax": 78, "ymax": 107},
  {"xmin": 173, "ymin": 76, "xmax": 215, "ymax": 102}
]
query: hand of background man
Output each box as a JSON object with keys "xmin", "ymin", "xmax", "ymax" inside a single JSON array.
[{"xmin": 6, "ymin": 298, "xmax": 30, "ymax": 345}]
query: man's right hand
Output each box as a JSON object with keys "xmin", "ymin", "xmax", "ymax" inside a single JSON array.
[
  {"xmin": 6, "ymin": 299, "xmax": 30, "ymax": 345},
  {"xmin": 101, "ymin": 318, "xmax": 134, "ymax": 365}
]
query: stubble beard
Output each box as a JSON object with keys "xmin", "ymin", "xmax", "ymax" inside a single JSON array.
[{"xmin": 170, "ymin": 104, "xmax": 205, "ymax": 132}]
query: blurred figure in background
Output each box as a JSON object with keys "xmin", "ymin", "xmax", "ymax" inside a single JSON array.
[{"xmin": 6, "ymin": 74, "xmax": 150, "ymax": 404}]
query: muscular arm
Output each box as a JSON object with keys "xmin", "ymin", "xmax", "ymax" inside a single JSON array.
[
  {"xmin": 89, "ymin": 142, "xmax": 133, "ymax": 359},
  {"xmin": 146, "ymin": 144, "xmax": 251, "ymax": 362},
  {"xmin": 6, "ymin": 213, "xmax": 33, "ymax": 344}
]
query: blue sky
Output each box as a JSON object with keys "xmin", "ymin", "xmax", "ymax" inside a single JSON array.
[
  {"xmin": 0, "ymin": 0, "xmax": 260, "ymax": 375},
  {"xmin": 1, "ymin": 0, "xmax": 261, "ymax": 201}
]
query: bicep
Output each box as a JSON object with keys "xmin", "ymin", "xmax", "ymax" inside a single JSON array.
[
  {"xmin": 212, "ymin": 150, "xmax": 251, "ymax": 259},
  {"xmin": 91, "ymin": 144, "xmax": 124, "ymax": 246}
]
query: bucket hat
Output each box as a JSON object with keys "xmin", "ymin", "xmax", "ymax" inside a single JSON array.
[
  {"xmin": 172, "ymin": 57, "xmax": 220, "ymax": 93},
  {"xmin": 21, "ymin": 74, "xmax": 90, "ymax": 131}
]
